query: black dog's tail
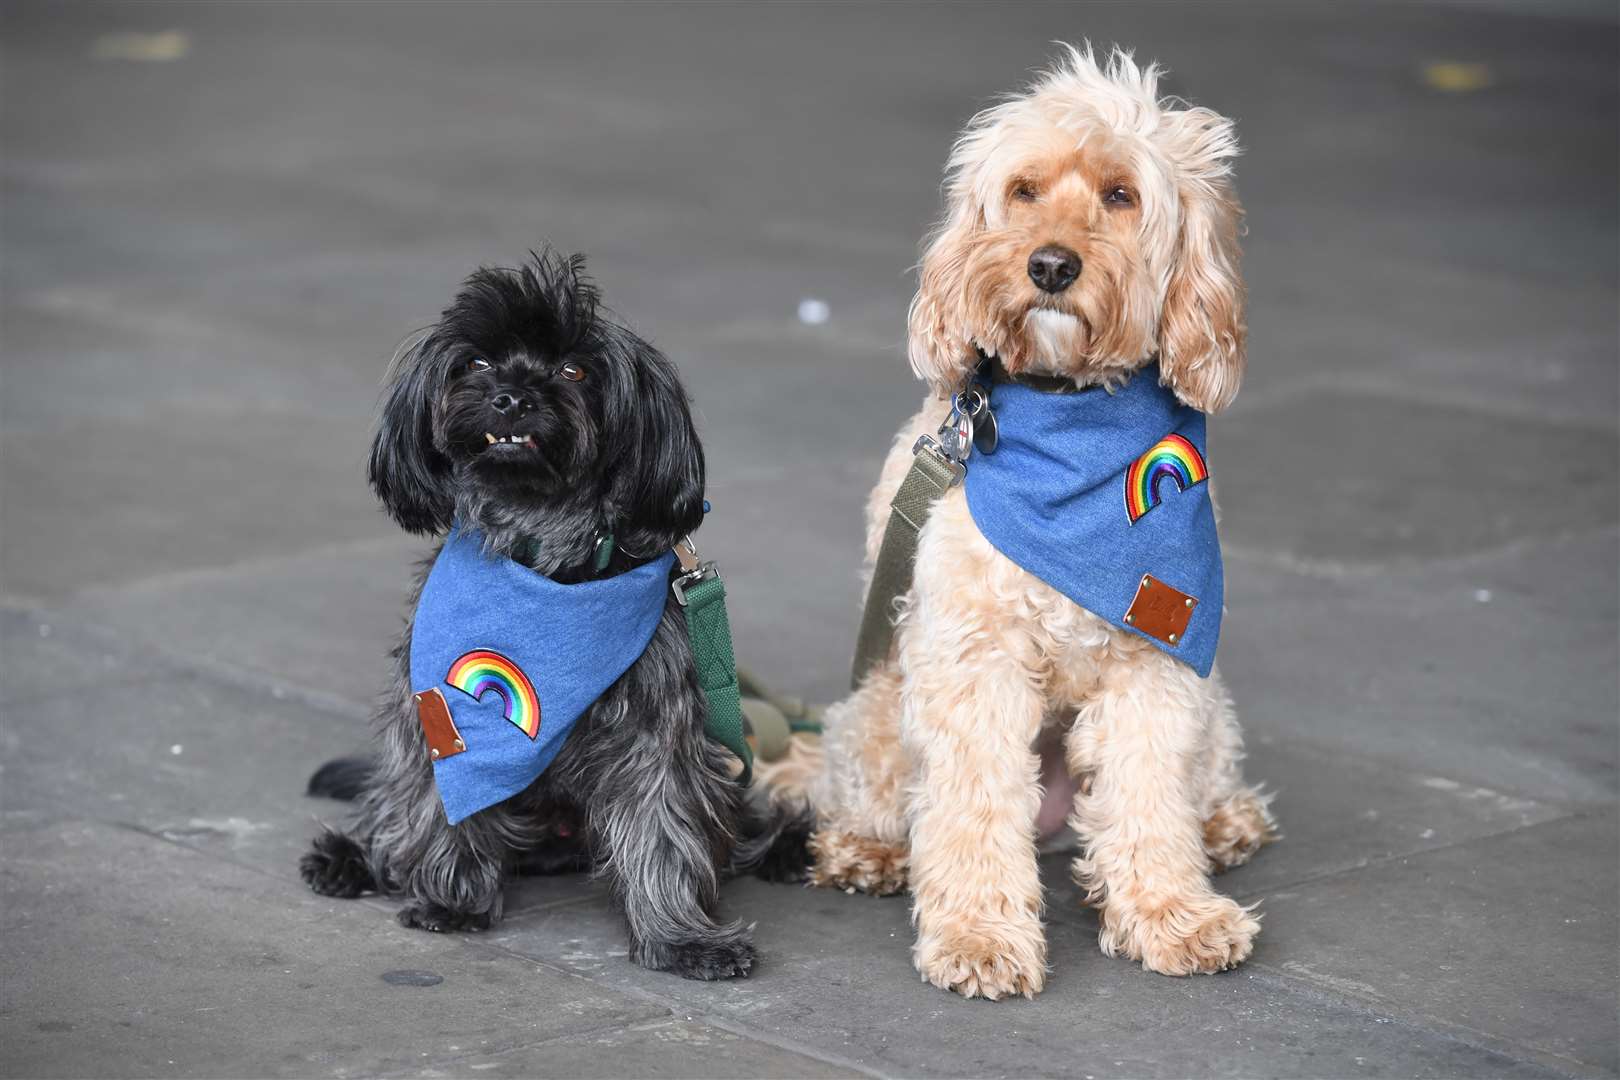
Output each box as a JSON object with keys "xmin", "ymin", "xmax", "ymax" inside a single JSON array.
[
  {"xmin": 306, "ymin": 756, "xmax": 375, "ymax": 801},
  {"xmin": 728, "ymin": 789, "xmax": 816, "ymax": 883}
]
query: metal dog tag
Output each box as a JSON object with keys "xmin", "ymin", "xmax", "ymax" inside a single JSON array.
[
  {"xmin": 971, "ymin": 401, "xmax": 998, "ymax": 455},
  {"xmin": 936, "ymin": 403, "xmax": 973, "ymax": 464},
  {"xmin": 954, "ymin": 387, "xmax": 998, "ymax": 456}
]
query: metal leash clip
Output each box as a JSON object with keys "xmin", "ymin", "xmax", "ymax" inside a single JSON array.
[
  {"xmin": 671, "ymin": 534, "xmax": 718, "ymax": 606},
  {"xmin": 939, "ymin": 391, "xmax": 977, "ymax": 463},
  {"xmin": 910, "ymin": 431, "xmax": 966, "ymax": 486},
  {"xmin": 911, "ymin": 387, "xmax": 987, "ymax": 486}
]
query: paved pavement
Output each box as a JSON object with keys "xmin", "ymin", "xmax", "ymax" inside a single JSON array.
[{"xmin": 3, "ymin": 3, "xmax": 1617, "ymax": 1077}]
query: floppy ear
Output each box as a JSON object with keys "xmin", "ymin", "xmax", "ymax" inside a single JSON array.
[
  {"xmin": 367, "ymin": 332, "xmax": 454, "ymax": 535},
  {"xmin": 1157, "ymin": 107, "xmax": 1247, "ymax": 414},
  {"xmin": 907, "ymin": 196, "xmax": 985, "ymax": 396},
  {"xmin": 603, "ymin": 338, "xmax": 706, "ymax": 554}
]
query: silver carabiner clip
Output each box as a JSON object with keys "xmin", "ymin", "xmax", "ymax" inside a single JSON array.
[
  {"xmin": 936, "ymin": 393, "xmax": 975, "ymax": 464},
  {"xmin": 671, "ymin": 534, "xmax": 718, "ymax": 606}
]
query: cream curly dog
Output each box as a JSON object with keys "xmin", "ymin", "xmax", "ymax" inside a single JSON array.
[{"xmin": 773, "ymin": 46, "xmax": 1278, "ymax": 1000}]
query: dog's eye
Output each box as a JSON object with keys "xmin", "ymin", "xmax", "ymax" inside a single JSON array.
[
  {"xmin": 467, "ymin": 356, "xmax": 492, "ymax": 373},
  {"xmin": 558, "ymin": 362, "xmax": 585, "ymax": 382},
  {"xmin": 1012, "ymin": 181, "xmax": 1039, "ymax": 202},
  {"xmin": 1103, "ymin": 185, "xmax": 1136, "ymax": 208}
]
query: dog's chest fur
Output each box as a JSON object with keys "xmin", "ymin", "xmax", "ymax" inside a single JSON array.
[
  {"xmin": 876, "ymin": 399, "xmax": 1178, "ymax": 710},
  {"xmin": 923, "ymin": 489, "xmax": 1147, "ymax": 702}
]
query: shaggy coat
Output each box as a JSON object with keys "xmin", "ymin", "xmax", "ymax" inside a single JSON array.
[
  {"xmin": 301, "ymin": 252, "xmax": 807, "ymax": 981},
  {"xmin": 773, "ymin": 47, "xmax": 1277, "ymax": 999}
]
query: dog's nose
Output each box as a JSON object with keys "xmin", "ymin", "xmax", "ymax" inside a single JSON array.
[
  {"xmin": 1028, "ymin": 245, "xmax": 1082, "ymax": 293},
  {"xmin": 490, "ymin": 392, "xmax": 533, "ymax": 416}
]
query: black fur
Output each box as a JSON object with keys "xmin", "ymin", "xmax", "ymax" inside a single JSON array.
[
  {"xmin": 300, "ymin": 250, "xmax": 808, "ymax": 979},
  {"xmin": 306, "ymin": 756, "xmax": 372, "ymax": 800},
  {"xmin": 734, "ymin": 797, "xmax": 816, "ymax": 884},
  {"xmin": 301, "ymin": 830, "xmax": 374, "ymax": 898}
]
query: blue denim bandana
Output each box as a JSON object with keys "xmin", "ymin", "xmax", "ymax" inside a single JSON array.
[
  {"xmin": 963, "ymin": 362, "xmax": 1224, "ymax": 677},
  {"xmin": 410, "ymin": 525, "xmax": 675, "ymax": 824}
]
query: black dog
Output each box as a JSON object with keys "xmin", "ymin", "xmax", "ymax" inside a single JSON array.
[{"xmin": 300, "ymin": 250, "xmax": 807, "ymax": 980}]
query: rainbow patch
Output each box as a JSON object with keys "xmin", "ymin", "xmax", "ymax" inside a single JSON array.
[
  {"xmin": 445, "ymin": 649, "xmax": 540, "ymax": 740},
  {"xmin": 1124, "ymin": 434, "xmax": 1209, "ymax": 524}
]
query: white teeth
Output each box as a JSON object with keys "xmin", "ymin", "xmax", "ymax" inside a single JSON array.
[{"xmin": 485, "ymin": 432, "xmax": 496, "ymax": 444}]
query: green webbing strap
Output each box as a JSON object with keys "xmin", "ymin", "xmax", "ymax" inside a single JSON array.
[
  {"xmin": 682, "ymin": 572, "xmax": 753, "ymax": 785},
  {"xmin": 849, "ymin": 443, "xmax": 964, "ymax": 689}
]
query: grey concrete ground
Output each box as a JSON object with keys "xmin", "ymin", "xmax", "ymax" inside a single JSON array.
[{"xmin": 2, "ymin": 2, "xmax": 1616, "ymax": 1077}]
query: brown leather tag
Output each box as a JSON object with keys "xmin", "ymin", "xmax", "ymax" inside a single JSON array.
[
  {"xmin": 1123, "ymin": 574, "xmax": 1197, "ymax": 648},
  {"xmin": 414, "ymin": 687, "xmax": 467, "ymax": 761}
]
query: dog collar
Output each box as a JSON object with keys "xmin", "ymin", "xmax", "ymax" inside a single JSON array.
[{"xmin": 973, "ymin": 347, "xmax": 1084, "ymax": 395}]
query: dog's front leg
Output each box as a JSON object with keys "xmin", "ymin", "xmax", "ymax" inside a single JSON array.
[
  {"xmin": 392, "ymin": 818, "xmax": 511, "ymax": 933},
  {"xmin": 582, "ymin": 633, "xmax": 755, "ymax": 981},
  {"xmin": 588, "ymin": 734, "xmax": 755, "ymax": 979},
  {"xmin": 902, "ymin": 553, "xmax": 1047, "ymax": 1000},
  {"xmin": 1067, "ymin": 652, "xmax": 1260, "ymax": 975},
  {"xmin": 378, "ymin": 766, "xmax": 512, "ymax": 933},
  {"xmin": 338, "ymin": 678, "xmax": 512, "ymax": 932}
]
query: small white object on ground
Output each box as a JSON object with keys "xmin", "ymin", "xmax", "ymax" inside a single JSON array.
[
  {"xmin": 170, "ymin": 744, "xmax": 183, "ymax": 755},
  {"xmin": 1474, "ymin": 588, "xmax": 1492, "ymax": 603},
  {"xmin": 797, "ymin": 298, "xmax": 830, "ymax": 325}
]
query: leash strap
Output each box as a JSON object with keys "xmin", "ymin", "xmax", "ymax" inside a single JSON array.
[
  {"xmin": 675, "ymin": 555, "xmax": 753, "ymax": 785},
  {"xmin": 849, "ymin": 437, "xmax": 965, "ymax": 689}
]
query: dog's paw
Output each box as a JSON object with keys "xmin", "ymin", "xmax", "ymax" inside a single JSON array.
[
  {"xmin": 300, "ymin": 831, "xmax": 374, "ymax": 898},
  {"xmin": 634, "ymin": 928, "xmax": 757, "ymax": 981},
  {"xmin": 1102, "ymin": 894, "xmax": 1259, "ymax": 976},
  {"xmin": 1203, "ymin": 789, "xmax": 1279, "ymax": 873},
  {"xmin": 753, "ymin": 803, "xmax": 818, "ymax": 885},
  {"xmin": 808, "ymin": 829, "xmax": 909, "ymax": 896},
  {"xmin": 397, "ymin": 903, "xmax": 494, "ymax": 934},
  {"xmin": 751, "ymin": 832, "xmax": 813, "ymax": 885},
  {"xmin": 914, "ymin": 929, "xmax": 1047, "ymax": 1001}
]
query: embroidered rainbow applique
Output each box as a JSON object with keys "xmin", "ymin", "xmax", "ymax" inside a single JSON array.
[
  {"xmin": 445, "ymin": 649, "xmax": 540, "ymax": 740},
  {"xmin": 1124, "ymin": 434, "xmax": 1209, "ymax": 524}
]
